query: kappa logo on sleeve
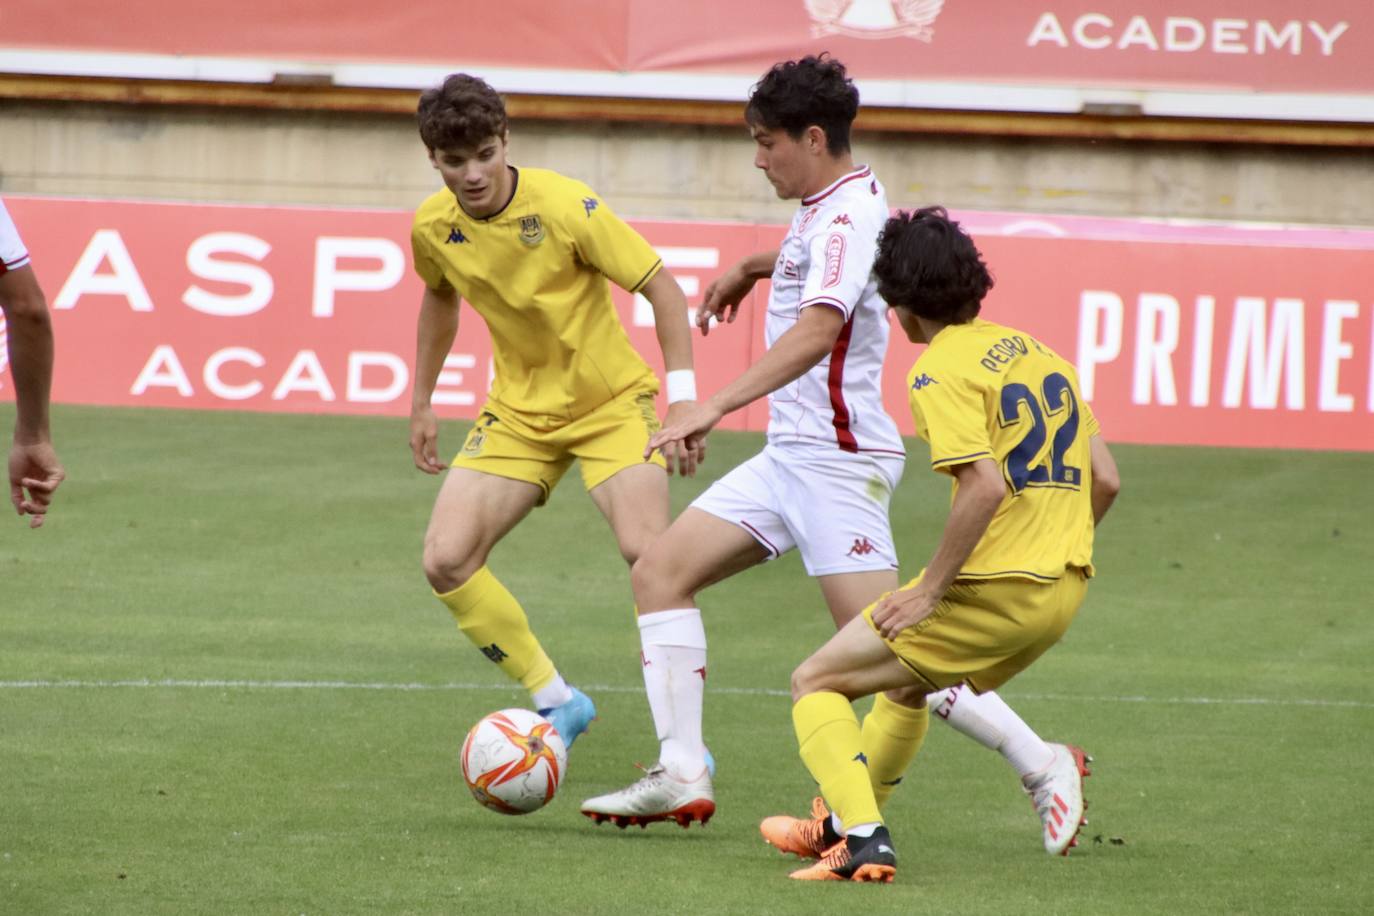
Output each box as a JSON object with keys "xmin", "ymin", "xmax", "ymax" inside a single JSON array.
[
  {"xmin": 822, "ymin": 233, "xmax": 847, "ymax": 288},
  {"xmin": 582, "ymin": 197, "xmax": 599, "ymax": 217},
  {"xmin": 911, "ymin": 373, "xmax": 939, "ymax": 390}
]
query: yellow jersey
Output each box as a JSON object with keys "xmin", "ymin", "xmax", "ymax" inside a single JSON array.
[
  {"xmin": 906, "ymin": 318, "xmax": 1100, "ymax": 581},
  {"xmin": 411, "ymin": 167, "xmax": 663, "ymax": 422}
]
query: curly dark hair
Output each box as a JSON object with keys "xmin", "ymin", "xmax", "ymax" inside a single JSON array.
[
  {"xmin": 873, "ymin": 207, "xmax": 994, "ymax": 324},
  {"xmin": 417, "ymin": 73, "xmax": 508, "ymax": 151},
  {"xmin": 745, "ymin": 54, "xmax": 859, "ymax": 155}
]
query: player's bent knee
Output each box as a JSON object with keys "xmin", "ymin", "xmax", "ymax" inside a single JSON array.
[
  {"xmin": 791, "ymin": 657, "xmax": 831, "ymax": 702},
  {"xmin": 629, "ymin": 548, "xmax": 678, "ymax": 607},
  {"xmin": 422, "ymin": 541, "xmax": 485, "ymax": 594},
  {"xmin": 615, "ymin": 531, "xmax": 650, "ymax": 568}
]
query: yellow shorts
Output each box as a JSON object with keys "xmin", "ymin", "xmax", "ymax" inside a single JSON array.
[
  {"xmin": 451, "ymin": 387, "xmax": 666, "ymax": 504},
  {"xmin": 864, "ymin": 570, "xmax": 1089, "ymax": 694}
]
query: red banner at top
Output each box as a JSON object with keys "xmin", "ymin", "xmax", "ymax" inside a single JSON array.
[
  {"xmin": 2, "ymin": 0, "xmax": 1370, "ymax": 98},
  {"xmin": 3, "ymin": 196, "xmax": 1372, "ymax": 453}
]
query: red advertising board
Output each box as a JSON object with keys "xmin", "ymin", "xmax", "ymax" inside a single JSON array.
[
  {"xmin": 2, "ymin": 1, "xmax": 1370, "ymax": 98},
  {"xmin": 3, "ymin": 196, "xmax": 1371, "ymax": 452}
]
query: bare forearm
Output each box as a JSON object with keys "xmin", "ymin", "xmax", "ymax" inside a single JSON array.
[
  {"xmin": 739, "ymin": 249, "xmax": 779, "ymax": 280},
  {"xmin": 705, "ymin": 313, "xmax": 837, "ymax": 417},
  {"xmin": 411, "ymin": 291, "xmax": 459, "ymax": 409},
  {"xmin": 641, "ymin": 269, "xmax": 694, "ymax": 373},
  {"xmin": 2, "ymin": 288, "xmax": 55, "ymax": 443},
  {"xmin": 919, "ymin": 461, "xmax": 1004, "ymax": 595},
  {"xmin": 1088, "ymin": 435, "xmax": 1121, "ymax": 526}
]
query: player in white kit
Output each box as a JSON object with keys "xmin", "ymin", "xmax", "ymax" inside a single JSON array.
[
  {"xmin": 0, "ymin": 198, "xmax": 64, "ymax": 529},
  {"xmin": 580, "ymin": 57, "xmax": 1087, "ymax": 857}
]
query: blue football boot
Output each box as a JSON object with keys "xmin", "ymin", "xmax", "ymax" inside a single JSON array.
[{"xmin": 539, "ymin": 687, "xmax": 597, "ymax": 747}]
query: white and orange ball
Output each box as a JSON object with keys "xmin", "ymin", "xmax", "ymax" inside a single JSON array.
[{"xmin": 460, "ymin": 708, "xmax": 568, "ymax": 814}]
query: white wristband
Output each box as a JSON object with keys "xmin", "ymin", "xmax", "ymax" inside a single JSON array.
[{"xmin": 665, "ymin": 369, "xmax": 697, "ymax": 404}]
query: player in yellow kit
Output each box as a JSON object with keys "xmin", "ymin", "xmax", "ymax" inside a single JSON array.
[
  {"xmin": 408, "ymin": 74, "xmax": 700, "ymax": 744},
  {"xmin": 784, "ymin": 207, "xmax": 1121, "ymax": 882}
]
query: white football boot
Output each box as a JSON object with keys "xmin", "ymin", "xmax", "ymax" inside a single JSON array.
[
  {"xmin": 1022, "ymin": 742, "xmax": 1092, "ymax": 855},
  {"xmin": 580, "ymin": 764, "xmax": 715, "ymax": 829}
]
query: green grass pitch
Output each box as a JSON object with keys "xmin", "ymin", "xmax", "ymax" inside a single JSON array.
[{"xmin": 2, "ymin": 404, "xmax": 1371, "ymax": 914}]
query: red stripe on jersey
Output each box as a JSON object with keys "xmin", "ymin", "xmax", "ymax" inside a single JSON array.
[
  {"xmin": 828, "ymin": 314, "xmax": 858, "ymax": 453},
  {"xmin": 803, "ymin": 167, "xmax": 872, "ymax": 207}
]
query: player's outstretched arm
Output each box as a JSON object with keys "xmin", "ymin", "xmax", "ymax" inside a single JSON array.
[
  {"xmin": 1, "ymin": 264, "xmax": 64, "ymax": 528},
  {"xmin": 1088, "ymin": 435, "xmax": 1121, "ymax": 525},
  {"xmin": 697, "ymin": 249, "xmax": 777, "ymax": 335},
  {"xmin": 409, "ymin": 284, "xmax": 460, "ymax": 475},
  {"xmin": 638, "ymin": 267, "xmax": 703, "ymax": 477},
  {"xmin": 644, "ymin": 304, "xmax": 843, "ymax": 460},
  {"xmin": 871, "ymin": 458, "xmax": 1004, "ymax": 639}
]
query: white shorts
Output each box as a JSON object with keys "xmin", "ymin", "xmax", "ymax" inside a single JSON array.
[
  {"xmin": 692, "ymin": 442, "xmax": 905, "ymax": 576},
  {"xmin": 0, "ymin": 200, "xmax": 31, "ymax": 275}
]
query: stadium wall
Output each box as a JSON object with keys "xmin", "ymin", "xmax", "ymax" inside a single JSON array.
[{"xmin": 1, "ymin": 99, "xmax": 1372, "ymax": 227}]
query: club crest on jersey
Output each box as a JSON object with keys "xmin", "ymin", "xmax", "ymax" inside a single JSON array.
[
  {"xmin": 518, "ymin": 215, "xmax": 545, "ymax": 246},
  {"xmin": 823, "ymin": 233, "xmax": 846, "ymax": 288},
  {"xmin": 805, "ymin": 0, "xmax": 945, "ymax": 42},
  {"xmin": 797, "ymin": 207, "xmax": 820, "ymax": 233}
]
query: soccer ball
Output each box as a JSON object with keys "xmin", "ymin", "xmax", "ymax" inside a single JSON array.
[{"xmin": 460, "ymin": 708, "xmax": 568, "ymax": 815}]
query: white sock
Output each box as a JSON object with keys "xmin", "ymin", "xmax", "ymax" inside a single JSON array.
[
  {"xmin": 532, "ymin": 673, "xmax": 573, "ymax": 711},
  {"xmin": 845, "ymin": 822, "xmax": 880, "ymax": 838},
  {"xmin": 638, "ymin": 608, "xmax": 708, "ymax": 779},
  {"xmin": 931, "ymin": 685, "xmax": 1054, "ymax": 778}
]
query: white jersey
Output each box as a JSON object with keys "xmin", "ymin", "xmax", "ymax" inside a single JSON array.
[
  {"xmin": 0, "ymin": 199, "xmax": 31, "ymax": 275},
  {"xmin": 764, "ymin": 166, "xmax": 904, "ymax": 457}
]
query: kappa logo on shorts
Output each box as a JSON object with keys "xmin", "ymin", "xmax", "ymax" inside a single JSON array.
[
  {"xmin": 480, "ymin": 643, "xmax": 508, "ymax": 663},
  {"xmin": 847, "ymin": 537, "xmax": 877, "ymax": 557},
  {"xmin": 519, "ymin": 215, "xmax": 545, "ymax": 246}
]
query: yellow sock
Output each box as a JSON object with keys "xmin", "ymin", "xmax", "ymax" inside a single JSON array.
[
  {"xmin": 793, "ymin": 692, "xmax": 883, "ymax": 832},
  {"xmin": 861, "ymin": 693, "xmax": 930, "ymax": 810},
  {"xmin": 434, "ymin": 566, "xmax": 555, "ymax": 694}
]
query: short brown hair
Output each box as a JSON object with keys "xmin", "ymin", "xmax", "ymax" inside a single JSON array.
[
  {"xmin": 874, "ymin": 207, "xmax": 994, "ymax": 325},
  {"xmin": 417, "ymin": 73, "xmax": 508, "ymax": 151},
  {"xmin": 745, "ymin": 54, "xmax": 859, "ymax": 155}
]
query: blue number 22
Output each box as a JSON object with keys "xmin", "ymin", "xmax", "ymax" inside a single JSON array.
[{"xmin": 997, "ymin": 372, "xmax": 1081, "ymax": 494}]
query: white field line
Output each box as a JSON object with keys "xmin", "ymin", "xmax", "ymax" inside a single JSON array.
[{"xmin": 0, "ymin": 679, "xmax": 1371, "ymax": 710}]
